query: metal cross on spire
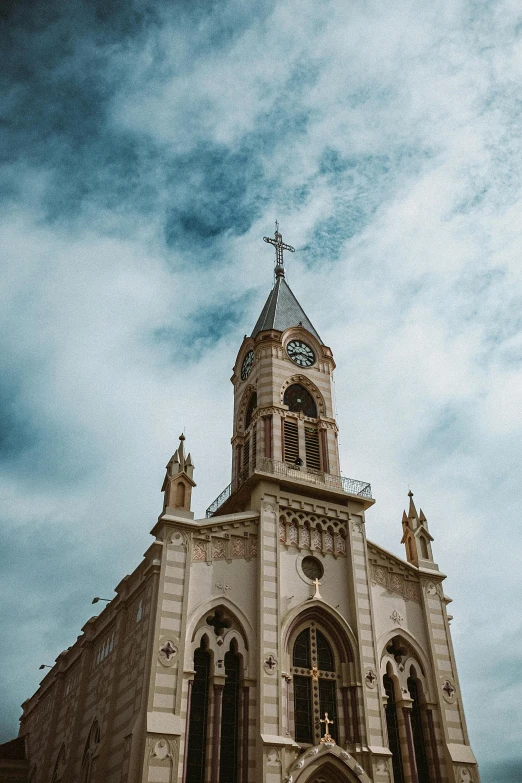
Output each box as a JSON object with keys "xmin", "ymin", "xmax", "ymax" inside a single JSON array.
[{"xmin": 263, "ymin": 221, "xmax": 295, "ymax": 278}]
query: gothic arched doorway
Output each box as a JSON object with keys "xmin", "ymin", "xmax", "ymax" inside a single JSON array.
[{"xmin": 296, "ymin": 758, "xmax": 365, "ymax": 783}]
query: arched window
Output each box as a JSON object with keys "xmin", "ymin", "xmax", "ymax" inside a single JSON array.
[
  {"xmin": 186, "ymin": 638, "xmax": 211, "ymax": 783},
  {"xmin": 408, "ymin": 674, "xmax": 430, "ymax": 783},
  {"xmin": 383, "ymin": 673, "xmax": 405, "ymax": 783},
  {"xmin": 51, "ymin": 744, "xmax": 66, "ymax": 783},
  {"xmin": 284, "ymin": 384, "xmax": 317, "ymax": 418},
  {"xmin": 291, "ymin": 626, "xmax": 338, "ymax": 744},
  {"xmin": 219, "ymin": 641, "xmax": 241, "ymax": 783},
  {"xmin": 175, "ymin": 482, "xmax": 185, "ymax": 508},
  {"xmin": 245, "ymin": 392, "xmax": 257, "ymax": 430},
  {"xmin": 420, "ymin": 536, "xmax": 429, "ymax": 560},
  {"xmin": 80, "ymin": 721, "xmax": 100, "ymax": 783}
]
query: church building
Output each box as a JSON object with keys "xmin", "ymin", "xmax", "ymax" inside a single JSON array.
[{"xmin": 11, "ymin": 228, "xmax": 479, "ymax": 783}]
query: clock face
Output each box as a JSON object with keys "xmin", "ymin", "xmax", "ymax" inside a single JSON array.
[
  {"xmin": 286, "ymin": 340, "xmax": 315, "ymax": 367},
  {"xmin": 241, "ymin": 350, "xmax": 254, "ymax": 380}
]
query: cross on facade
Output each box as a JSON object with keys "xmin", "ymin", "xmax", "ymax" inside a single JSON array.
[
  {"xmin": 311, "ymin": 577, "xmax": 322, "ymax": 600},
  {"xmin": 160, "ymin": 641, "xmax": 176, "ymax": 661},
  {"xmin": 320, "ymin": 712, "xmax": 335, "ymax": 744},
  {"xmin": 206, "ymin": 608, "xmax": 231, "ymax": 637},
  {"xmin": 263, "ymin": 222, "xmax": 295, "ymax": 277},
  {"xmin": 365, "ymin": 669, "xmax": 377, "ymax": 685},
  {"xmin": 443, "ymin": 680, "xmax": 455, "ymax": 698},
  {"xmin": 265, "ymin": 655, "xmax": 277, "ymax": 671}
]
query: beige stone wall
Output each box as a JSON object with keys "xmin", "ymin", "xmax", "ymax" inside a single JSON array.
[{"xmin": 20, "ymin": 559, "xmax": 156, "ymax": 783}]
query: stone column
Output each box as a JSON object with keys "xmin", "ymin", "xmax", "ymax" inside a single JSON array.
[
  {"xmin": 424, "ymin": 705, "xmax": 442, "ymax": 783},
  {"xmin": 181, "ymin": 677, "xmax": 194, "ymax": 783},
  {"xmin": 211, "ymin": 680, "xmax": 225, "ymax": 782},
  {"xmin": 241, "ymin": 685, "xmax": 250, "ymax": 783},
  {"xmin": 400, "ymin": 704, "xmax": 419, "ymax": 783}
]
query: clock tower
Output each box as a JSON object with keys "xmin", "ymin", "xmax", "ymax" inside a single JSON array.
[{"xmin": 227, "ymin": 225, "xmax": 341, "ymax": 506}]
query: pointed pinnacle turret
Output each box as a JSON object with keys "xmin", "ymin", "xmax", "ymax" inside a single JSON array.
[
  {"xmin": 401, "ymin": 491, "xmax": 438, "ymax": 570},
  {"xmin": 161, "ymin": 433, "xmax": 196, "ymax": 517}
]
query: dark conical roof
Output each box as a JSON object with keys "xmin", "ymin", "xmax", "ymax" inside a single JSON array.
[{"xmin": 251, "ymin": 276, "xmax": 322, "ymax": 343}]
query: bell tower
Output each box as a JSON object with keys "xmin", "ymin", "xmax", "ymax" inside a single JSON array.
[{"xmin": 230, "ymin": 225, "xmax": 340, "ymax": 494}]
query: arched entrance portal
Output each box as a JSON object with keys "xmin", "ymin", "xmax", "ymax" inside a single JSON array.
[
  {"xmin": 288, "ymin": 748, "xmax": 371, "ymax": 783},
  {"xmin": 308, "ymin": 763, "xmax": 355, "ymax": 782}
]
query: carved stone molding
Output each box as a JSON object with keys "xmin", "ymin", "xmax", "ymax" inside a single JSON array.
[
  {"xmin": 169, "ymin": 531, "xmax": 188, "ymax": 550},
  {"xmin": 192, "ymin": 534, "xmax": 257, "ymax": 563},
  {"xmin": 390, "ymin": 609, "xmax": 404, "ymax": 626},
  {"xmin": 279, "ymin": 507, "xmax": 347, "ymax": 557},
  {"xmin": 372, "ymin": 565, "xmax": 421, "ymax": 604},
  {"xmin": 266, "ymin": 747, "xmax": 282, "ymax": 765}
]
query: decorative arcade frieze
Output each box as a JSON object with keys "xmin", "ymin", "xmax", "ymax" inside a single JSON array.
[
  {"xmin": 278, "ymin": 507, "xmax": 347, "ymax": 556},
  {"xmin": 192, "ymin": 534, "xmax": 257, "ymax": 563}
]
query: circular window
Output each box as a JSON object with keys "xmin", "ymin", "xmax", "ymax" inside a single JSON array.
[{"xmin": 301, "ymin": 556, "xmax": 324, "ymax": 581}]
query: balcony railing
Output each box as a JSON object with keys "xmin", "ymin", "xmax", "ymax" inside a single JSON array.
[{"xmin": 205, "ymin": 458, "xmax": 372, "ymax": 517}]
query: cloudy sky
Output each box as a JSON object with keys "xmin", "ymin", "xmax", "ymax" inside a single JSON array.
[{"xmin": 2, "ymin": 0, "xmax": 522, "ymax": 778}]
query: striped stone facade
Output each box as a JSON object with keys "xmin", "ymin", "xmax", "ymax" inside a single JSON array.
[{"xmin": 17, "ymin": 284, "xmax": 478, "ymax": 783}]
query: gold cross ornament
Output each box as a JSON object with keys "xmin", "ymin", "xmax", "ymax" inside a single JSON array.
[{"xmin": 320, "ymin": 712, "xmax": 335, "ymax": 744}]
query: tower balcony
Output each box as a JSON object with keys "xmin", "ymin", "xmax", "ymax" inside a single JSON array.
[{"xmin": 205, "ymin": 458, "xmax": 372, "ymax": 517}]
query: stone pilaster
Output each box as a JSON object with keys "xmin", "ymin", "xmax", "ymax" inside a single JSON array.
[
  {"xmin": 347, "ymin": 512, "xmax": 391, "ymax": 779},
  {"xmin": 420, "ymin": 578, "xmax": 479, "ymax": 782}
]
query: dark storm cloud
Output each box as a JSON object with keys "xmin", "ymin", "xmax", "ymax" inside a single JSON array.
[
  {"xmin": 154, "ymin": 291, "xmax": 254, "ymax": 363},
  {"xmin": 0, "ymin": 0, "xmax": 287, "ymax": 244}
]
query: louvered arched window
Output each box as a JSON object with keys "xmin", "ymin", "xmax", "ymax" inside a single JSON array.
[{"xmin": 284, "ymin": 384, "xmax": 317, "ymax": 418}]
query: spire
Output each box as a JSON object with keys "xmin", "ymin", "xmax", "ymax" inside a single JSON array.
[
  {"xmin": 401, "ymin": 491, "xmax": 437, "ymax": 570},
  {"xmin": 407, "ymin": 490, "xmax": 418, "ymax": 520},
  {"xmin": 161, "ymin": 434, "xmax": 196, "ymax": 518},
  {"xmin": 252, "ymin": 226, "xmax": 323, "ymax": 342}
]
